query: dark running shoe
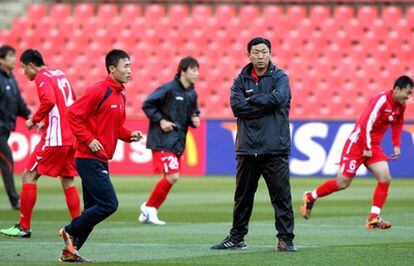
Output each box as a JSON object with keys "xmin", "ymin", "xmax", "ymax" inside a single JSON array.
[
  {"xmin": 59, "ymin": 249, "xmax": 92, "ymax": 263},
  {"xmin": 59, "ymin": 227, "xmax": 78, "ymax": 256},
  {"xmin": 211, "ymin": 236, "xmax": 247, "ymax": 250},
  {"xmin": 300, "ymin": 191, "xmax": 315, "ymax": 219},
  {"xmin": 365, "ymin": 216, "xmax": 392, "ymax": 229},
  {"xmin": 276, "ymin": 238, "xmax": 298, "ymax": 252}
]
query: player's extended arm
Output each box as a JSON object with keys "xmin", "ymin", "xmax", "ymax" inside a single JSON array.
[
  {"xmin": 31, "ymin": 79, "xmax": 56, "ymax": 124},
  {"xmin": 230, "ymin": 78, "xmax": 266, "ymax": 119},
  {"xmin": 248, "ymin": 73, "xmax": 291, "ymax": 110},
  {"xmin": 391, "ymin": 105, "xmax": 405, "ymax": 150},
  {"xmin": 66, "ymin": 86, "xmax": 102, "ymax": 145},
  {"xmin": 142, "ymin": 86, "xmax": 168, "ymax": 123},
  {"xmin": 189, "ymin": 92, "xmax": 201, "ymax": 128},
  {"xmin": 118, "ymin": 105, "xmax": 133, "ymax": 142}
]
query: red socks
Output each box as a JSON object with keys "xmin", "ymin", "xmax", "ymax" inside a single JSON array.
[
  {"xmin": 307, "ymin": 179, "xmax": 339, "ymax": 202},
  {"xmin": 64, "ymin": 186, "xmax": 81, "ymax": 219},
  {"xmin": 146, "ymin": 177, "xmax": 173, "ymax": 209},
  {"xmin": 369, "ymin": 182, "xmax": 390, "ymax": 220},
  {"xmin": 19, "ymin": 183, "xmax": 37, "ymax": 230}
]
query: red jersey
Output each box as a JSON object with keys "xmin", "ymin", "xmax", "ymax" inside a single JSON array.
[
  {"xmin": 66, "ymin": 75, "xmax": 132, "ymax": 162},
  {"xmin": 31, "ymin": 68, "xmax": 76, "ymax": 146},
  {"xmin": 347, "ymin": 91, "xmax": 405, "ymax": 150}
]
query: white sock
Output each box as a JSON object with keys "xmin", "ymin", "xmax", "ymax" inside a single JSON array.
[
  {"xmin": 370, "ymin": 206, "xmax": 381, "ymax": 216},
  {"xmin": 311, "ymin": 190, "xmax": 318, "ymax": 201}
]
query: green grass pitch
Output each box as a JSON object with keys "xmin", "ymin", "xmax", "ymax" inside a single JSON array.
[{"xmin": 0, "ymin": 176, "xmax": 413, "ymax": 265}]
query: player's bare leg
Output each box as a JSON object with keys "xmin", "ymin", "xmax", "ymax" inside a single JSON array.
[
  {"xmin": 0, "ymin": 170, "xmax": 40, "ymax": 237},
  {"xmin": 139, "ymin": 173, "xmax": 179, "ymax": 225},
  {"xmin": 301, "ymin": 168, "xmax": 353, "ymax": 219},
  {"xmin": 60, "ymin": 176, "xmax": 81, "ymax": 220},
  {"xmin": 365, "ymin": 161, "xmax": 392, "ymax": 229}
]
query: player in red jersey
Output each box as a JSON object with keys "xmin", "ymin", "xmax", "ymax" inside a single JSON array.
[
  {"xmin": 0, "ymin": 49, "xmax": 80, "ymax": 238},
  {"xmin": 300, "ymin": 75, "xmax": 413, "ymax": 229}
]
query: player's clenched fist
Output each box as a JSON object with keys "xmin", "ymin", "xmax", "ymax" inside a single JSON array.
[
  {"xmin": 363, "ymin": 149, "xmax": 372, "ymax": 157},
  {"xmin": 191, "ymin": 115, "xmax": 200, "ymax": 127},
  {"xmin": 392, "ymin": 146, "xmax": 401, "ymax": 160},
  {"xmin": 160, "ymin": 119, "xmax": 176, "ymax": 132},
  {"xmin": 130, "ymin": 131, "xmax": 143, "ymax": 142},
  {"xmin": 88, "ymin": 139, "xmax": 104, "ymax": 152},
  {"xmin": 26, "ymin": 118, "xmax": 35, "ymax": 129}
]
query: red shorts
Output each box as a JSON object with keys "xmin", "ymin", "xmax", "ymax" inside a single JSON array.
[
  {"xmin": 152, "ymin": 150, "xmax": 181, "ymax": 174},
  {"xmin": 27, "ymin": 143, "xmax": 77, "ymax": 177},
  {"xmin": 340, "ymin": 139, "xmax": 390, "ymax": 178}
]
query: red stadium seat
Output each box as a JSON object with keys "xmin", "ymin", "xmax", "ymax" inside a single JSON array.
[
  {"xmin": 144, "ymin": 4, "xmax": 165, "ymax": 20},
  {"xmin": 27, "ymin": 4, "xmax": 47, "ymax": 19},
  {"xmin": 310, "ymin": 5, "xmax": 330, "ymax": 21},
  {"xmin": 192, "ymin": 5, "xmax": 213, "ymax": 21},
  {"xmin": 406, "ymin": 6, "xmax": 414, "ymax": 25},
  {"xmin": 50, "ymin": 4, "xmax": 71, "ymax": 21},
  {"xmin": 333, "ymin": 5, "xmax": 354, "ymax": 22},
  {"xmin": 97, "ymin": 4, "xmax": 119, "ymax": 19},
  {"xmin": 239, "ymin": 5, "xmax": 260, "ymax": 25},
  {"xmin": 215, "ymin": 5, "xmax": 236, "ymax": 22},
  {"xmin": 357, "ymin": 6, "xmax": 379, "ymax": 26},
  {"xmin": 120, "ymin": 4, "xmax": 142, "ymax": 22},
  {"xmin": 74, "ymin": 4, "xmax": 95, "ymax": 18},
  {"xmin": 262, "ymin": 5, "xmax": 283, "ymax": 24},
  {"xmin": 286, "ymin": 5, "xmax": 306, "ymax": 19},
  {"xmin": 381, "ymin": 6, "xmax": 402, "ymax": 22},
  {"xmin": 168, "ymin": 5, "xmax": 190, "ymax": 20}
]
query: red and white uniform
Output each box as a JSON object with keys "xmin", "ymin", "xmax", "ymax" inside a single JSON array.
[
  {"xmin": 340, "ymin": 91, "xmax": 405, "ymax": 178},
  {"xmin": 152, "ymin": 150, "xmax": 181, "ymax": 174},
  {"xmin": 27, "ymin": 68, "xmax": 77, "ymax": 177}
]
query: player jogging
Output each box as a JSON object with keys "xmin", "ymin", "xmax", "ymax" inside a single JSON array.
[
  {"xmin": 139, "ymin": 56, "xmax": 200, "ymax": 225},
  {"xmin": 58, "ymin": 49, "xmax": 142, "ymax": 262},
  {"xmin": 0, "ymin": 49, "xmax": 80, "ymax": 238},
  {"xmin": 300, "ymin": 75, "xmax": 413, "ymax": 229}
]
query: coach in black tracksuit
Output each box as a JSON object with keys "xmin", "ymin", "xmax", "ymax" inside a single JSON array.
[
  {"xmin": 0, "ymin": 45, "xmax": 31, "ymax": 209},
  {"xmin": 212, "ymin": 37, "xmax": 297, "ymax": 252}
]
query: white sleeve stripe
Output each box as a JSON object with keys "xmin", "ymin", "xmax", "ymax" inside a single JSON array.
[{"xmin": 366, "ymin": 95, "xmax": 387, "ymax": 149}]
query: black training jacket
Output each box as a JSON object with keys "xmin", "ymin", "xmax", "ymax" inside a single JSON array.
[
  {"xmin": 231, "ymin": 62, "xmax": 291, "ymax": 156},
  {"xmin": 142, "ymin": 76, "xmax": 200, "ymax": 155},
  {"xmin": 0, "ymin": 68, "xmax": 31, "ymax": 134}
]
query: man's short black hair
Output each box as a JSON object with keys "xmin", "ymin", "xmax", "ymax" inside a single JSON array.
[
  {"xmin": 105, "ymin": 49, "xmax": 130, "ymax": 74},
  {"xmin": 0, "ymin": 45, "xmax": 16, "ymax": 59},
  {"xmin": 247, "ymin": 37, "xmax": 271, "ymax": 53},
  {"xmin": 20, "ymin": 49, "xmax": 45, "ymax": 67},
  {"xmin": 176, "ymin": 56, "xmax": 199, "ymax": 76},
  {"xmin": 393, "ymin": 75, "xmax": 414, "ymax": 90}
]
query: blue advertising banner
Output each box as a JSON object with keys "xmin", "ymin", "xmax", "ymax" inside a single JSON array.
[{"xmin": 207, "ymin": 120, "xmax": 414, "ymax": 177}]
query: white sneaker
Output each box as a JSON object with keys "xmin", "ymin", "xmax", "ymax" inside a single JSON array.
[
  {"xmin": 140, "ymin": 202, "xmax": 166, "ymax": 225},
  {"xmin": 138, "ymin": 202, "xmax": 149, "ymax": 223},
  {"xmin": 138, "ymin": 213, "xmax": 148, "ymax": 223}
]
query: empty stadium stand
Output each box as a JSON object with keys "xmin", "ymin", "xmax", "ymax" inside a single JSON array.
[{"xmin": 1, "ymin": 3, "xmax": 413, "ymax": 119}]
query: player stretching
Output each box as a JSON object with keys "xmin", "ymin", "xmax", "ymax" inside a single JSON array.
[
  {"xmin": 139, "ymin": 57, "xmax": 200, "ymax": 225},
  {"xmin": 301, "ymin": 75, "xmax": 413, "ymax": 229},
  {"xmin": 0, "ymin": 49, "xmax": 80, "ymax": 238}
]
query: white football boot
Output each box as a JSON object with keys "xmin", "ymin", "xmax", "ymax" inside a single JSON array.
[{"xmin": 139, "ymin": 202, "xmax": 166, "ymax": 225}]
